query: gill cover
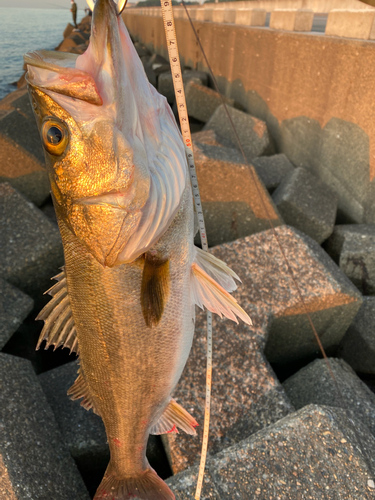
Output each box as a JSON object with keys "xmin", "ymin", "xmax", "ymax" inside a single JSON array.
[{"xmin": 24, "ymin": 0, "xmax": 186, "ymax": 267}]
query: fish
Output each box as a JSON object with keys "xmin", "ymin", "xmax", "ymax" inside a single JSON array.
[{"xmin": 24, "ymin": 1, "xmax": 251, "ymax": 498}]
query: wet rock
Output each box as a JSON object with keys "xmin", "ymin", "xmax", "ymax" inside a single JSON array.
[
  {"xmin": 339, "ymin": 297, "xmax": 375, "ymax": 374},
  {"xmin": 272, "ymin": 167, "xmax": 338, "ymax": 243},
  {"xmin": 166, "ymin": 308, "xmax": 294, "ymax": 473},
  {"xmin": 39, "ymin": 360, "xmax": 174, "ymax": 491},
  {"xmin": 252, "ymin": 153, "xmax": 295, "ymax": 191},
  {"xmin": 326, "ymin": 224, "xmax": 375, "ymax": 295},
  {"xmin": 283, "ymin": 358, "xmax": 375, "ymax": 437},
  {"xmin": 0, "ymin": 278, "xmax": 33, "ymax": 350},
  {"xmin": 0, "ymin": 183, "xmax": 63, "ymax": 299},
  {"xmin": 0, "ymin": 353, "xmax": 90, "ymax": 500},
  {"xmin": 185, "ymin": 81, "xmax": 234, "ymax": 124},
  {"xmin": 192, "ymin": 141, "xmax": 283, "ymax": 246},
  {"xmin": 167, "ymin": 405, "xmax": 375, "ymax": 498},
  {"xmin": 158, "ymin": 71, "xmax": 208, "ymax": 104},
  {"xmin": 0, "ymin": 90, "xmax": 49, "ymax": 206},
  {"xmin": 203, "ymin": 104, "xmax": 271, "ymax": 160}
]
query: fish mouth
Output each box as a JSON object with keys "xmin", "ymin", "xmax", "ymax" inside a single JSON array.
[{"xmin": 75, "ymin": 185, "xmax": 137, "ymax": 211}]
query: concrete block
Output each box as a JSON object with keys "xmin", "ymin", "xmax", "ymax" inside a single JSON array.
[
  {"xmin": 0, "ymin": 183, "xmax": 63, "ymax": 299},
  {"xmin": 165, "ymin": 308, "xmax": 294, "ymax": 473},
  {"xmin": 203, "ymin": 104, "xmax": 271, "ymax": 160},
  {"xmin": 63, "ymin": 23, "xmax": 74, "ymax": 39},
  {"xmin": 339, "ymin": 297, "xmax": 375, "ymax": 374},
  {"xmin": 0, "ymin": 353, "xmax": 90, "ymax": 499},
  {"xmin": 158, "ymin": 70, "xmax": 208, "ymax": 104},
  {"xmin": 0, "ymin": 278, "xmax": 33, "ymax": 350},
  {"xmin": 224, "ymin": 9, "xmax": 236, "ymax": 23},
  {"xmin": 212, "ymin": 8, "xmax": 225, "ymax": 23},
  {"xmin": 235, "ymin": 8, "xmax": 267, "ymax": 26},
  {"xmin": 57, "ymin": 30, "xmax": 88, "ymax": 53},
  {"xmin": 272, "ymin": 167, "xmax": 338, "ymax": 244},
  {"xmin": 192, "ymin": 141, "xmax": 283, "ymax": 246},
  {"xmin": 270, "ymin": 9, "xmax": 314, "ymax": 32},
  {"xmin": 133, "ymin": 41, "xmax": 150, "ymax": 58},
  {"xmin": 326, "ymin": 9, "xmax": 375, "ymax": 40},
  {"xmin": 39, "ymin": 360, "xmax": 172, "ymax": 488},
  {"xmin": 185, "ymin": 81, "xmax": 234, "ymax": 124},
  {"xmin": 167, "ymin": 405, "xmax": 375, "ymax": 498},
  {"xmin": 191, "ymin": 129, "xmax": 231, "ymax": 148},
  {"xmin": 326, "ymin": 224, "xmax": 375, "ymax": 294},
  {"xmin": 0, "ymin": 89, "xmax": 50, "ymax": 206},
  {"xmin": 252, "ymin": 153, "xmax": 295, "ymax": 191},
  {"xmin": 195, "ymin": 8, "xmax": 206, "ymax": 21},
  {"xmin": 283, "ymin": 358, "xmax": 375, "ymax": 437},
  {"xmin": 204, "ymin": 8, "xmax": 213, "ymax": 22}
]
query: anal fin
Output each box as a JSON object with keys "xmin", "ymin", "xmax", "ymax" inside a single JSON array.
[
  {"xmin": 150, "ymin": 399, "xmax": 198, "ymax": 436},
  {"xmin": 36, "ymin": 267, "xmax": 79, "ymax": 354},
  {"xmin": 67, "ymin": 368, "xmax": 100, "ymax": 415}
]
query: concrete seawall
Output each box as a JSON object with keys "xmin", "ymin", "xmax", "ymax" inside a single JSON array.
[{"xmin": 123, "ymin": 8, "xmax": 375, "ymax": 223}]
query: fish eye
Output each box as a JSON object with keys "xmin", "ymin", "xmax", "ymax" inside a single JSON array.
[{"xmin": 42, "ymin": 119, "xmax": 69, "ymax": 156}]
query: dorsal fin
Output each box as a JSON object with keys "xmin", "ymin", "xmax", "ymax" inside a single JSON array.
[
  {"xmin": 150, "ymin": 399, "xmax": 198, "ymax": 435},
  {"xmin": 36, "ymin": 267, "xmax": 79, "ymax": 354},
  {"xmin": 67, "ymin": 368, "xmax": 100, "ymax": 415}
]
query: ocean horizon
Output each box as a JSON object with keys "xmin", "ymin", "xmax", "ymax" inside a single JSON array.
[{"xmin": 0, "ymin": 7, "xmax": 79, "ymax": 100}]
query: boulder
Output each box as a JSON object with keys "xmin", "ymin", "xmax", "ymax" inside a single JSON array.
[
  {"xmin": 0, "ymin": 353, "xmax": 90, "ymax": 499},
  {"xmin": 185, "ymin": 81, "xmax": 234, "ymax": 123},
  {"xmin": 326, "ymin": 224, "xmax": 375, "ymax": 295},
  {"xmin": 167, "ymin": 405, "xmax": 375, "ymax": 498},
  {"xmin": 339, "ymin": 297, "xmax": 375, "ymax": 374},
  {"xmin": 0, "ymin": 183, "xmax": 63, "ymax": 299},
  {"xmin": 252, "ymin": 153, "xmax": 295, "ymax": 191},
  {"xmin": 0, "ymin": 89, "xmax": 49, "ymax": 206},
  {"xmin": 0, "ymin": 278, "xmax": 33, "ymax": 350},
  {"xmin": 283, "ymin": 358, "xmax": 375, "ymax": 437},
  {"xmin": 272, "ymin": 167, "xmax": 338, "ymax": 243},
  {"xmin": 165, "ymin": 308, "xmax": 294, "ymax": 473},
  {"xmin": 38, "ymin": 360, "xmax": 177, "ymax": 488},
  {"xmin": 192, "ymin": 141, "xmax": 283, "ymax": 246},
  {"xmin": 158, "ymin": 70, "xmax": 208, "ymax": 104},
  {"xmin": 203, "ymin": 104, "xmax": 271, "ymax": 159}
]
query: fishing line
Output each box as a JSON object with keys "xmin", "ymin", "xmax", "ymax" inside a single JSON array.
[
  {"xmin": 159, "ymin": 2, "xmax": 213, "ymax": 498},
  {"xmin": 180, "ymin": 0, "xmax": 375, "ymax": 487}
]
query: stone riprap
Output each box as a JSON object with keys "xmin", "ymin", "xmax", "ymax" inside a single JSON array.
[
  {"xmin": 191, "ymin": 129, "xmax": 232, "ymax": 148},
  {"xmin": 38, "ymin": 360, "xmax": 171, "ymax": 482},
  {"xmin": 283, "ymin": 358, "xmax": 375, "ymax": 437},
  {"xmin": 203, "ymin": 104, "xmax": 272, "ymax": 160},
  {"xmin": 0, "ymin": 278, "xmax": 33, "ymax": 350},
  {"xmin": 252, "ymin": 153, "xmax": 295, "ymax": 191},
  {"xmin": 0, "ymin": 89, "xmax": 50, "ymax": 206},
  {"xmin": 0, "ymin": 182, "xmax": 63, "ymax": 299},
  {"xmin": 272, "ymin": 167, "xmax": 338, "ymax": 244},
  {"xmin": 185, "ymin": 81, "xmax": 234, "ymax": 124},
  {"xmin": 158, "ymin": 70, "xmax": 209, "ymax": 104},
  {"xmin": 326, "ymin": 224, "xmax": 375, "ymax": 295},
  {"xmin": 165, "ymin": 308, "xmax": 294, "ymax": 473},
  {"xmin": 167, "ymin": 405, "xmax": 375, "ymax": 499},
  {"xmin": 192, "ymin": 140, "xmax": 283, "ymax": 246},
  {"xmin": 339, "ymin": 297, "xmax": 375, "ymax": 374},
  {"xmin": 0, "ymin": 353, "xmax": 90, "ymax": 500}
]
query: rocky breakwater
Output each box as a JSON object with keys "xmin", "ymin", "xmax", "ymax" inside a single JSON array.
[{"xmin": 1, "ymin": 21, "xmax": 375, "ymax": 499}]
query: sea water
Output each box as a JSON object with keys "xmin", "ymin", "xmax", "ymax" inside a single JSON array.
[{"xmin": 0, "ymin": 7, "xmax": 75, "ymax": 100}]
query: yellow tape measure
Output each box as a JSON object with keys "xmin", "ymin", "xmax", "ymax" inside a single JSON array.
[{"xmin": 159, "ymin": 2, "xmax": 212, "ymax": 498}]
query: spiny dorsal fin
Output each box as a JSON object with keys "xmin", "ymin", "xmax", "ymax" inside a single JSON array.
[
  {"xmin": 67, "ymin": 368, "xmax": 100, "ymax": 415},
  {"xmin": 36, "ymin": 267, "xmax": 79, "ymax": 354},
  {"xmin": 141, "ymin": 253, "xmax": 170, "ymax": 328},
  {"xmin": 191, "ymin": 250, "xmax": 252, "ymax": 325},
  {"xmin": 150, "ymin": 399, "xmax": 198, "ymax": 435}
]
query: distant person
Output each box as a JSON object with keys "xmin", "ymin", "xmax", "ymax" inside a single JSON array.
[{"xmin": 71, "ymin": 0, "xmax": 78, "ymax": 28}]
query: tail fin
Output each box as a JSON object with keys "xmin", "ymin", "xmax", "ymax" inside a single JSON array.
[{"xmin": 94, "ymin": 465, "xmax": 174, "ymax": 500}]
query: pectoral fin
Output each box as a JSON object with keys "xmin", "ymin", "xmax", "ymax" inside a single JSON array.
[
  {"xmin": 191, "ymin": 248, "xmax": 252, "ymax": 325},
  {"xmin": 36, "ymin": 268, "xmax": 79, "ymax": 354},
  {"xmin": 150, "ymin": 399, "xmax": 198, "ymax": 436},
  {"xmin": 141, "ymin": 254, "xmax": 170, "ymax": 328}
]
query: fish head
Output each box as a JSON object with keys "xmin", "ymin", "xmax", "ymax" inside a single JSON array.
[{"xmin": 24, "ymin": 0, "xmax": 186, "ymax": 267}]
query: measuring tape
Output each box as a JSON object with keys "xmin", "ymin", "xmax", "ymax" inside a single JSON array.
[{"xmin": 159, "ymin": 2, "xmax": 212, "ymax": 499}]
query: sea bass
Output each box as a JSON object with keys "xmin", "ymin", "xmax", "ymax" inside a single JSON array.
[{"xmin": 24, "ymin": 1, "xmax": 251, "ymax": 498}]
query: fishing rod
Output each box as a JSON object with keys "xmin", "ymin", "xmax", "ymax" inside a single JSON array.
[{"xmin": 156, "ymin": 0, "xmax": 375, "ymax": 496}]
